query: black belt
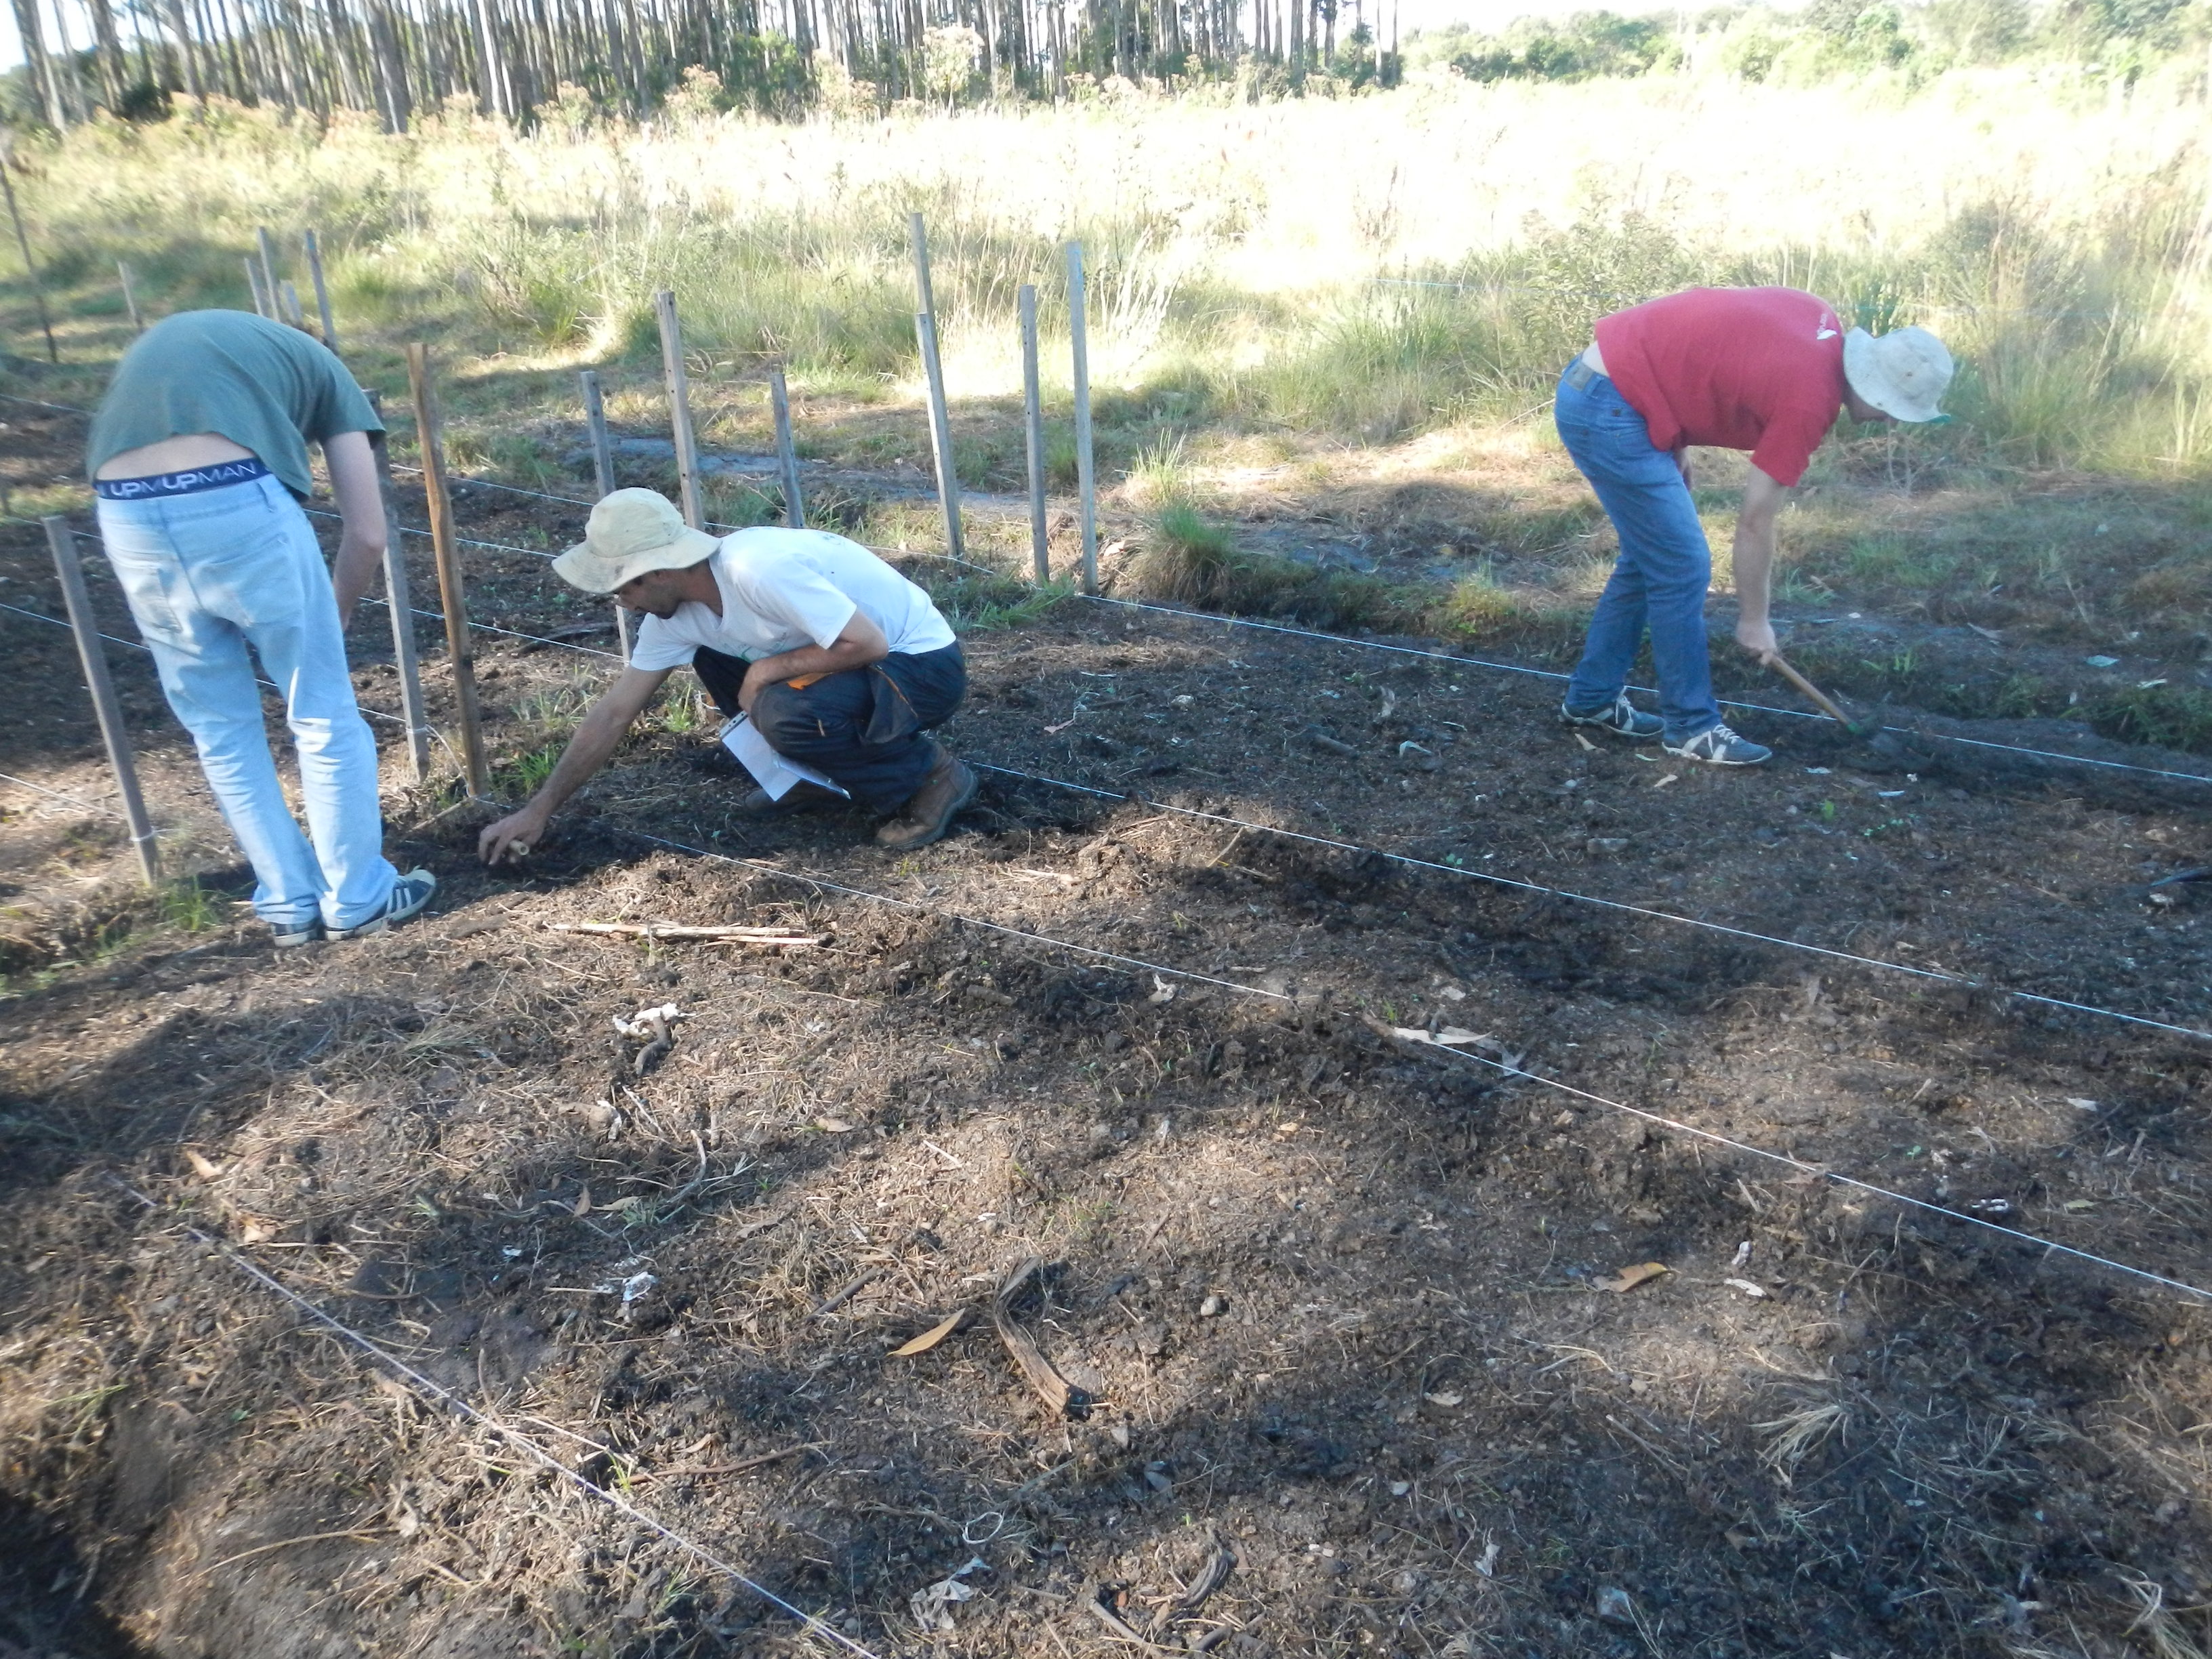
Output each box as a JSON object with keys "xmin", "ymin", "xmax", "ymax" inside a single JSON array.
[{"xmin": 1563, "ymin": 357, "xmax": 1605, "ymax": 393}]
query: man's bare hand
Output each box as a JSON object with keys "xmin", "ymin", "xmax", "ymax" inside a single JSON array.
[
  {"xmin": 1736, "ymin": 619, "xmax": 1779, "ymax": 663},
  {"xmin": 480, "ymin": 805, "xmax": 549, "ymax": 866}
]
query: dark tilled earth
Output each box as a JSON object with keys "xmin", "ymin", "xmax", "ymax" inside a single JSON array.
[{"xmin": 7, "ymin": 407, "xmax": 2212, "ymax": 1659}]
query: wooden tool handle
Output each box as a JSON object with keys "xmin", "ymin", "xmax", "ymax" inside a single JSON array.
[{"xmin": 1765, "ymin": 653, "xmax": 1856, "ymax": 728}]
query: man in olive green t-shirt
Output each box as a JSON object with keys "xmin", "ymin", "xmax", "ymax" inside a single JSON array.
[{"xmin": 90, "ymin": 310, "xmax": 434, "ymax": 947}]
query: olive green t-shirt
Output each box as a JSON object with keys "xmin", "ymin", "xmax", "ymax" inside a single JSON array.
[{"xmin": 87, "ymin": 310, "xmax": 383, "ymax": 499}]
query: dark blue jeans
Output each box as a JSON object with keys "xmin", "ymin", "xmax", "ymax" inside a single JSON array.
[
  {"xmin": 693, "ymin": 643, "xmax": 966, "ymax": 813},
  {"xmin": 1557, "ymin": 363, "xmax": 1724, "ymax": 744}
]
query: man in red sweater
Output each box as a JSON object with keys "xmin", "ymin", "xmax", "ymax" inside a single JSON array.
[{"xmin": 1555, "ymin": 287, "xmax": 1952, "ymax": 765}]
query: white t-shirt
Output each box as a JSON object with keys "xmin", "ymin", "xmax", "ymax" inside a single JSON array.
[{"xmin": 628, "ymin": 528, "xmax": 957, "ymax": 673}]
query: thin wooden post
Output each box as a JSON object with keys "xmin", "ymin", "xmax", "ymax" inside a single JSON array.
[
  {"xmin": 45, "ymin": 516, "xmax": 160, "ymax": 884},
  {"xmin": 244, "ymin": 256, "xmax": 268, "ymax": 317},
  {"xmin": 578, "ymin": 368, "xmax": 630, "ymax": 660},
  {"xmin": 769, "ymin": 366, "xmax": 805, "ymax": 529},
  {"xmin": 909, "ymin": 214, "xmax": 964, "ymax": 558},
  {"xmin": 255, "ymin": 226, "xmax": 279, "ymax": 317},
  {"xmin": 365, "ymin": 393, "xmax": 431, "ymax": 782},
  {"xmin": 1065, "ymin": 241, "xmax": 1098, "ymax": 595},
  {"xmin": 117, "ymin": 260, "xmax": 143, "ymax": 332},
  {"xmin": 304, "ymin": 227, "xmax": 337, "ymax": 348},
  {"xmin": 907, "ymin": 211, "xmax": 939, "ymax": 320},
  {"xmin": 0, "ymin": 160, "xmax": 58, "ymax": 363},
  {"xmin": 281, "ymin": 280, "xmax": 306, "ymax": 330},
  {"xmin": 653, "ymin": 289, "xmax": 705, "ymax": 531},
  {"xmin": 404, "ymin": 343, "xmax": 491, "ymax": 799},
  {"xmin": 1019, "ymin": 282, "xmax": 1048, "ymax": 586}
]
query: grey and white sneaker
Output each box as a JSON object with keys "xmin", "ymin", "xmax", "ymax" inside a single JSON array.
[
  {"xmin": 1665, "ymin": 723, "xmax": 1771, "ymax": 766},
  {"xmin": 327, "ymin": 867, "xmax": 438, "ymax": 941},
  {"xmin": 270, "ymin": 918, "xmax": 322, "ymax": 950},
  {"xmin": 1560, "ymin": 694, "xmax": 1663, "ymax": 740}
]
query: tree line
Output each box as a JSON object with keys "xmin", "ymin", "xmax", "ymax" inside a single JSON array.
[{"xmin": 3, "ymin": 0, "xmax": 1400, "ymax": 128}]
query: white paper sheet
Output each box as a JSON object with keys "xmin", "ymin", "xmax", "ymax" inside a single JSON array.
[{"xmin": 721, "ymin": 716, "xmax": 848, "ymax": 802}]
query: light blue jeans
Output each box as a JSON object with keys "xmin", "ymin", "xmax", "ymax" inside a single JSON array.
[
  {"xmin": 1556, "ymin": 363, "xmax": 1725, "ymax": 744},
  {"xmin": 96, "ymin": 473, "xmax": 396, "ymax": 933}
]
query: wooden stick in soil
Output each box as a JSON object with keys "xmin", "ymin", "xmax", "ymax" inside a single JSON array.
[
  {"xmin": 544, "ymin": 921, "xmax": 820, "ymax": 945},
  {"xmin": 45, "ymin": 517, "xmax": 160, "ymax": 885},
  {"xmin": 1019, "ymin": 281, "xmax": 1049, "ymax": 585},
  {"xmin": 280, "ymin": 279, "xmax": 306, "ymax": 331},
  {"xmin": 769, "ymin": 366, "xmax": 806, "ymax": 529},
  {"xmin": 0, "ymin": 158, "xmax": 57, "ymax": 363},
  {"xmin": 909, "ymin": 215, "xmax": 964, "ymax": 558},
  {"xmin": 653, "ymin": 289, "xmax": 706, "ymax": 532},
  {"xmin": 117, "ymin": 260, "xmax": 143, "ymax": 332},
  {"xmin": 304, "ymin": 228, "xmax": 337, "ymax": 348},
  {"xmin": 255, "ymin": 226, "xmax": 279, "ymax": 320},
  {"xmin": 1065, "ymin": 241, "xmax": 1098, "ymax": 594},
  {"xmin": 914, "ymin": 308, "xmax": 964, "ymax": 561},
  {"xmin": 365, "ymin": 393, "xmax": 431, "ymax": 782},
  {"xmin": 403, "ymin": 344, "xmax": 491, "ymax": 799},
  {"xmin": 577, "ymin": 369, "xmax": 630, "ymax": 659}
]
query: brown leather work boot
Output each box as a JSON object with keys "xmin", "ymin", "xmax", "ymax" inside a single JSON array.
[{"xmin": 875, "ymin": 749, "xmax": 979, "ymax": 851}]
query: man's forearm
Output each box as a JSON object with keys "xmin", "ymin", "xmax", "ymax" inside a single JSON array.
[
  {"xmin": 527, "ymin": 707, "xmax": 635, "ymax": 821},
  {"xmin": 752, "ymin": 638, "xmax": 888, "ymax": 687},
  {"xmin": 332, "ymin": 537, "xmax": 383, "ymax": 619},
  {"xmin": 1732, "ymin": 515, "xmax": 1778, "ymax": 631}
]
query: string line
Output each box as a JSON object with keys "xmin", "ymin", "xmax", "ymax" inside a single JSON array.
[
  {"xmin": 975, "ymin": 759, "xmax": 2212, "ymax": 1044},
  {"xmin": 5, "ymin": 578, "xmax": 2202, "ymax": 1047},
  {"xmin": 606, "ymin": 823, "xmax": 2212, "ymax": 1305},
  {"xmin": 104, "ymin": 1179, "xmax": 886, "ymax": 1659}
]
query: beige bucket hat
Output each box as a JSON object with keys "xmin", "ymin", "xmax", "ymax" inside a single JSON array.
[
  {"xmin": 552, "ymin": 488, "xmax": 721, "ymax": 593},
  {"xmin": 1842, "ymin": 325, "xmax": 1954, "ymax": 423}
]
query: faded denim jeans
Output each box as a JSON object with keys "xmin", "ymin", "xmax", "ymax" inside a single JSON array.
[
  {"xmin": 96, "ymin": 472, "xmax": 397, "ymax": 932},
  {"xmin": 1556, "ymin": 361, "xmax": 1726, "ymax": 745}
]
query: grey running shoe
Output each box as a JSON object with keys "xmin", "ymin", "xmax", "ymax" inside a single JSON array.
[
  {"xmin": 270, "ymin": 918, "xmax": 322, "ymax": 949},
  {"xmin": 876, "ymin": 751, "xmax": 979, "ymax": 851},
  {"xmin": 327, "ymin": 867, "xmax": 438, "ymax": 941},
  {"xmin": 1560, "ymin": 694, "xmax": 1663, "ymax": 740},
  {"xmin": 1665, "ymin": 723, "xmax": 1771, "ymax": 766}
]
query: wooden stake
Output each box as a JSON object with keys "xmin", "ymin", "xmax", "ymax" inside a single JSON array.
[
  {"xmin": 769, "ymin": 366, "xmax": 805, "ymax": 529},
  {"xmin": 1065, "ymin": 241, "xmax": 1098, "ymax": 595},
  {"xmin": 365, "ymin": 393, "xmax": 431, "ymax": 782},
  {"xmin": 907, "ymin": 211, "xmax": 939, "ymax": 321},
  {"xmin": 578, "ymin": 367, "xmax": 630, "ymax": 660},
  {"xmin": 117, "ymin": 260, "xmax": 143, "ymax": 332},
  {"xmin": 0, "ymin": 156, "xmax": 56, "ymax": 363},
  {"xmin": 255, "ymin": 226, "xmax": 279, "ymax": 319},
  {"xmin": 909, "ymin": 215, "xmax": 964, "ymax": 558},
  {"xmin": 914, "ymin": 312, "xmax": 964, "ymax": 560},
  {"xmin": 404, "ymin": 344, "xmax": 491, "ymax": 799},
  {"xmin": 653, "ymin": 289, "xmax": 705, "ymax": 531},
  {"xmin": 1019, "ymin": 281, "xmax": 1048, "ymax": 585},
  {"xmin": 304, "ymin": 228, "xmax": 337, "ymax": 348},
  {"xmin": 280, "ymin": 279, "xmax": 305, "ymax": 330},
  {"xmin": 45, "ymin": 516, "xmax": 160, "ymax": 885},
  {"xmin": 244, "ymin": 256, "xmax": 268, "ymax": 318}
]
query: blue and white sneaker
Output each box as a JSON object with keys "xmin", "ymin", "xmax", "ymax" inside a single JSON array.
[
  {"xmin": 1665, "ymin": 723, "xmax": 1771, "ymax": 766},
  {"xmin": 327, "ymin": 867, "xmax": 438, "ymax": 941},
  {"xmin": 1560, "ymin": 694, "xmax": 1663, "ymax": 740}
]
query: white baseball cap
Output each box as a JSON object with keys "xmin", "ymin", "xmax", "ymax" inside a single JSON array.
[
  {"xmin": 552, "ymin": 488, "xmax": 720, "ymax": 593},
  {"xmin": 1842, "ymin": 325, "xmax": 1954, "ymax": 423}
]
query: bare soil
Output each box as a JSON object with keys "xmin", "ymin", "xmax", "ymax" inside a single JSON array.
[{"xmin": 8, "ymin": 401, "xmax": 2212, "ymax": 1659}]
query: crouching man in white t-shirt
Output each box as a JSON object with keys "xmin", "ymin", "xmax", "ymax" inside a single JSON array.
[{"xmin": 478, "ymin": 489, "xmax": 975, "ymax": 863}]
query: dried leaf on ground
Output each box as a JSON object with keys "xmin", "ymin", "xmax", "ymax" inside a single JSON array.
[
  {"xmin": 1600, "ymin": 1262, "xmax": 1668, "ymax": 1293},
  {"xmin": 890, "ymin": 1309, "xmax": 969, "ymax": 1357}
]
